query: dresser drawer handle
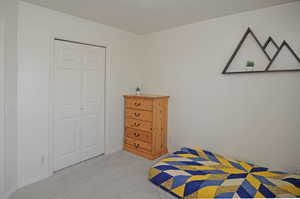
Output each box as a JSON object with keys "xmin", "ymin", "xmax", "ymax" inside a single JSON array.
[
  {"xmin": 134, "ymin": 132, "xmax": 140, "ymax": 137},
  {"xmin": 134, "ymin": 112, "xmax": 141, "ymax": 117},
  {"xmin": 134, "ymin": 102, "xmax": 141, "ymax": 107},
  {"xmin": 132, "ymin": 122, "xmax": 141, "ymax": 127},
  {"xmin": 134, "ymin": 143, "xmax": 140, "ymax": 148}
]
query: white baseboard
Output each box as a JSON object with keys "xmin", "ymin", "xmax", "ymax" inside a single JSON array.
[
  {"xmin": 18, "ymin": 172, "xmax": 50, "ymax": 190},
  {"xmin": 106, "ymin": 146, "xmax": 123, "ymax": 154},
  {"xmin": 3, "ymin": 185, "xmax": 17, "ymax": 199},
  {"xmin": 15, "ymin": 146, "xmax": 123, "ymax": 192}
]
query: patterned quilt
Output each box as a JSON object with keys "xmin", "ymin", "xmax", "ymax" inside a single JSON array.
[{"xmin": 149, "ymin": 147, "xmax": 300, "ymax": 198}]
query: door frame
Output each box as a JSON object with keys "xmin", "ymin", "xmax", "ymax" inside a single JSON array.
[
  {"xmin": 0, "ymin": 20, "xmax": 5, "ymax": 197},
  {"xmin": 48, "ymin": 37, "xmax": 107, "ymax": 175}
]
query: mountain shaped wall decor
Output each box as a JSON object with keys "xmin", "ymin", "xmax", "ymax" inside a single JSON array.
[
  {"xmin": 263, "ymin": 36, "xmax": 279, "ymax": 59},
  {"xmin": 222, "ymin": 27, "xmax": 300, "ymax": 74}
]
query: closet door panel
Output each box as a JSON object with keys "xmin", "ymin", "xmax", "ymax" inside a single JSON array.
[
  {"xmin": 55, "ymin": 42, "xmax": 82, "ymax": 69},
  {"xmin": 80, "ymin": 71, "xmax": 102, "ymax": 159},
  {"xmin": 54, "ymin": 70, "xmax": 81, "ymax": 119},
  {"xmin": 80, "ymin": 116, "xmax": 99, "ymax": 159},
  {"xmin": 54, "ymin": 118, "xmax": 80, "ymax": 170},
  {"xmin": 80, "ymin": 46, "xmax": 105, "ymax": 159},
  {"xmin": 54, "ymin": 41, "xmax": 82, "ymax": 171},
  {"xmin": 84, "ymin": 45, "xmax": 105, "ymax": 70},
  {"xmin": 81, "ymin": 71, "xmax": 99, "ymax": 115}
]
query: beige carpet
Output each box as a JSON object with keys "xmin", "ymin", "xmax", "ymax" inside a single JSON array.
[{"xmin": 9, "ymin": 151, "xmax": 175, "ymax": 199}]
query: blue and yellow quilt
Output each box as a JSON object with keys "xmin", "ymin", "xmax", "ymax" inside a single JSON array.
[{"xmin": 149, "ymin": 147, "xmax": 300, "ymax": 198}]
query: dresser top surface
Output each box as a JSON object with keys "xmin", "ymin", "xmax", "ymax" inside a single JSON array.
[{"xmin": 123, "ymin": 94, "xmax": 169, "ymax": 99}]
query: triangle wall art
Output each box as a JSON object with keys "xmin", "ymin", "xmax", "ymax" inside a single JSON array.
[{"xmin": 222, "ymin": 27, "xmax": 300, "ymax": 74}]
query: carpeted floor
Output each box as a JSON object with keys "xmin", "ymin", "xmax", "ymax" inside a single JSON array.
[{"xmin": 9, "ymin": 151, "xmax": 175, "ymax": 199}]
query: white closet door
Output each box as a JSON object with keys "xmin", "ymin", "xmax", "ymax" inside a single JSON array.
[
  {"xmin": 54, "ymin": 40, "xmax": 105, "ymax": 171},
  {"xmin": 80, "ymin": 45, "xmax": 105, "ymax": 160},
  {"xmin": 54, "ymin": 41, "xmax": 82, "ymax": 171}
]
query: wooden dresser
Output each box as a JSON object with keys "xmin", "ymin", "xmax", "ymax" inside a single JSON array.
[{"xmin": 123, "ymin": 94, "xmax": 169, "ymax": 160}]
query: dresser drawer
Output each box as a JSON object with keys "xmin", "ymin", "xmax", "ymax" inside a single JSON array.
[
  {"xmin": 126, "ymin": 109, "xmax": 152, "ymax": 122},
  {"xmin": 125, "ymin": 98, "xmax": 153, "ymax": 111},
  {"xmin": 125, "ymin": 128, "xmax": 152, "ymax": 143},
  {"xmin": 125, "ymin": 137, "xmax": 151, "ymax": 152},
  {"xmin": 125, "ymin": 119, "xmax": 152, "ymax": 132}
]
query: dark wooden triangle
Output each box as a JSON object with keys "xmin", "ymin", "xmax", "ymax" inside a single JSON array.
[
  {"xmin": 265, "ymin": 40, "xmax": 300, "ymax": 71},
  {"xmin": 263, "ymin": 36, "xmax": 279, "ymax": 50},
  {"xmin": 222, "ymin": 27, "xmax": 271, "ymax": 74}
]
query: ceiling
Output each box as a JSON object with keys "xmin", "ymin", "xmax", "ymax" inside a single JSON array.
[{"xmin": 22, "ymin": 0, "xmax": 299, "ymax": 34}]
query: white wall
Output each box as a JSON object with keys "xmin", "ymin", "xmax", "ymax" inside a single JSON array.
[
  {"xmin": 0, "ymin": 0, "xmax": 19, "ymax": 198},
  {"xmin": 141, "ymin": 2, "xmax": 300, "ymax": 172},
  {"xmin": 17, "ymin": 0, "xmax": 300, "ymax": 189},
  {"xmin": 18, "ymin": 1, "xmax": 142, "ymax": 187}
]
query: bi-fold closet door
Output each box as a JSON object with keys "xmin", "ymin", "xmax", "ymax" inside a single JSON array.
[{"xmin": 54, "ymin": 40, "xmax": 105, "ymax": 171}]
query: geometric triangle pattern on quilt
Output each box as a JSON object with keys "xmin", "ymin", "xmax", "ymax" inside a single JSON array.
[{"xmin": 149, "ymin": 147, "xmax": 300, "ymax": 198}]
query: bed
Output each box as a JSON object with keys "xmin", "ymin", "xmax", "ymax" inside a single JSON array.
[{"xmin": 149, "ymin": 147, "xmax": 300, "ymax": 198}]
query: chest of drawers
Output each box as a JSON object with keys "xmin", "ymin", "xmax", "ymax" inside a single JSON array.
[{"xmin": 123, "ymin": 94, "xmax": 169, "ymax": 160}]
